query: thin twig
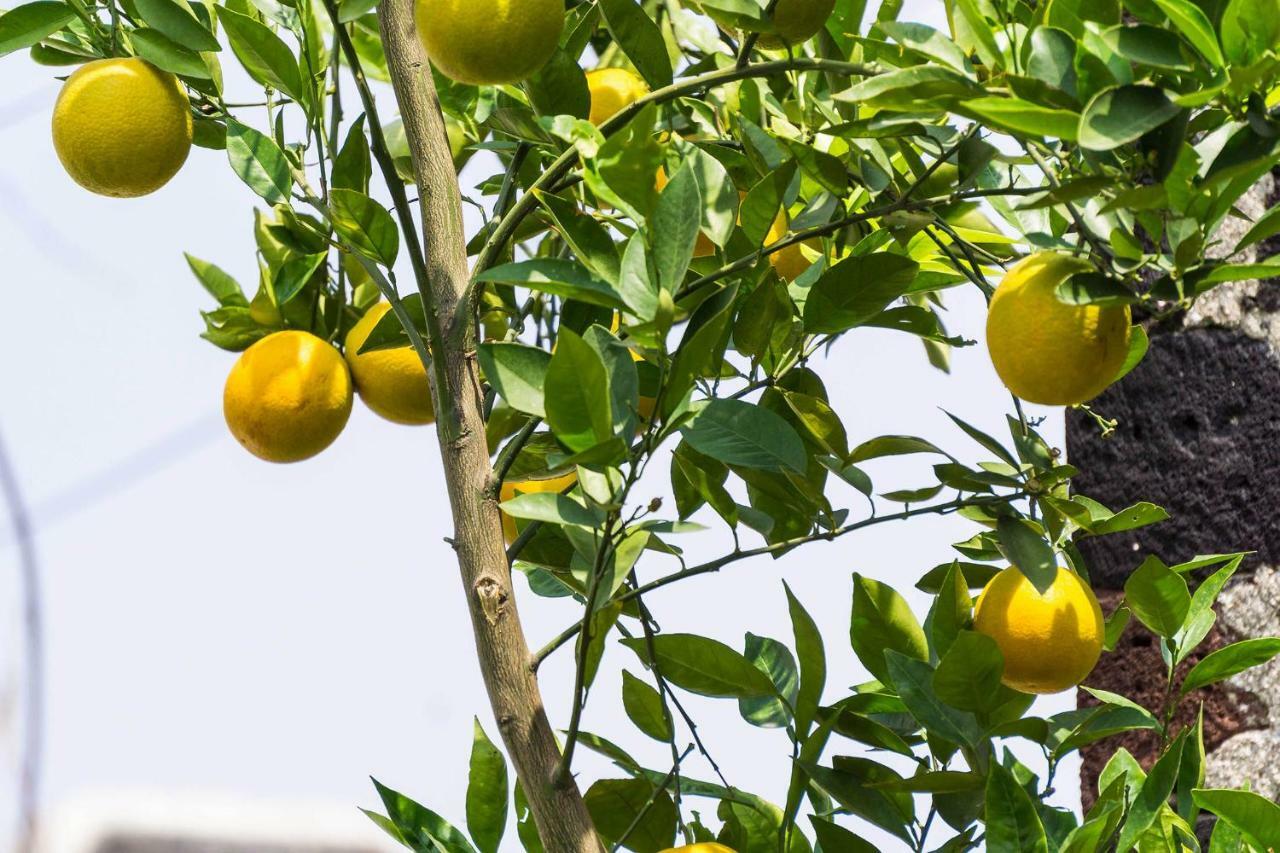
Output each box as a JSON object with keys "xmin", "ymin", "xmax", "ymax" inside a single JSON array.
[{"xmin": 533, "ymin": 494, "xmax": 1016, "ymax": 666}]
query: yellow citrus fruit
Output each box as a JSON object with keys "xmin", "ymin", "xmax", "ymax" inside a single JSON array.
[
  {"xmin": 986, "ymin": 252, "xmax": 1131, "ymax": 406},
  {"xmin": 344, "ymin": 302, "xmax": 435, "ymax": 425},
  {"xmin": 756, "ymin": 0, "xmax": 836, "ymax": 48},
  {"xmin": 765, "ymin": 212, "xmax": 820, "ymax": 281},
  {"xmin": 51, "ymin": 57, "xmax": 192, "ymax": 198},
  {"xmin": 415, "ymin": 0, "xmax": 564, "ymax": 85},
  {"xmin": 499, "ymin": 471, "xmax": 578, "ymax": 544},
  {"xmin": 973, "ymin": 566, "xmax": 1105, "ymax": 695},
  {"xmin": 224, "ymin": 331, "xmax": 353, "ymax": 463},
  {"xmin": 587, "ymin": 67, "xmax": 649, "ymax": 126},
  {"xmin": 659, "ymin": 845, "xmax": 737, "ymax": 853}
]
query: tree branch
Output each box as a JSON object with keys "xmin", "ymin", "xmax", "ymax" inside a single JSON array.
[
  {"xmin": 533, "ymin": 495, "xmax": 1013, "ymax": 668},
  {"xmin": 467, "ymin": 57, "xmax": 880, "ymax": 299},
  {"xmin": 373, "ymin": 2, "xmax": 603, "ymax": 850}
]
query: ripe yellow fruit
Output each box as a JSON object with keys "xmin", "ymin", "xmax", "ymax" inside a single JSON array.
[
  {"xmin": 765, "ymin": 212, "xmax": 819, "ymax": 282},
  {"xmin": 986, "ymin": 252, "xmax": 1131, "ymax": 406},
  {"xmin": 973, "ymin": 566, "xmax": 1105, "ymax": 695},
  {"xmin": 499, "ymin": 471, "xmax": 578, "ymax": 544},
  {"xmin": 344, "ymin": 302, "xmax": 436, "ymax": 425},
  {"xmin": 51, "ymin": 57, "xmax": 192, "ymax": 198},
  {"xmin": 756, "ymin": 0, "xmax": 836, "ymax": 48},
  {"xmin": 659, "ymin": 845, "xmax": 737, "ymax": 853},
  {"xmin": 587, "ymin": 67, "xmax": 649, "ymax": 126},
  {"xmin": 224, "ymin": 331, "xmax": 353, "ymax": 463},
  {"xmin": 415, "ymin": 0, "xmax": 564, "ymax": 85}
]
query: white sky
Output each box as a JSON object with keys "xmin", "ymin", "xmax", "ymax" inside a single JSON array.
[{"xmin": 0, "ymin": 2, "xmax": 1084, "ymax": 850}]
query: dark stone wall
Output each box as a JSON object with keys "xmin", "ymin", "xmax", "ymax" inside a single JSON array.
[{"xmin": 1065, "ymin": 326, "xmax": 1280, "ymax": 590}]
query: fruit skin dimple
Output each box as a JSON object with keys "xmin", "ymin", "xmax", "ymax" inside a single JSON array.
[
  {"xmin": 499, "ymin": 471, "xmax": 578, "ymax": 544},
  {"xmin": 586, "ymin": 67, "xmax": 649, "ymax": 126},
  {"xmin": 659, "ymin": 845, "xmax": 738, "ymax": 853},
  {"xmin": 344, "ymin": 302, "xmax": 436, "ymax": 425},
  {"xmin": 973, "ymin": 566, "xmax": 1105, "ymax": 695},
  {"xmin": 415, "ymin": 0, "xmax": 564, "ymax": 85},
  {"xmin": 52, "ymin": 57, "xmax": 193, "ymax": 198},
  {"xmin": 986, "ymin": 251, "xmax": 1132, "ymax": 406},
  {"xmin": 224, "ymin": 331, "xmax": 353, "ymax": 463}
]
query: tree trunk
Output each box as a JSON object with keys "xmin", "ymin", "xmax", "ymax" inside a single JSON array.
[
  {"xmin": 1071, "ymin": 171, "xmax": 1280, "ymax": 841},
  {"xmin": 374, "ymin": 4, "xmax": 603, "ymax": 851}
]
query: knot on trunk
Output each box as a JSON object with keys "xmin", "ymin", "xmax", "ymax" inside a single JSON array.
[{"xmin": 474, "ymin": 575, "xmax": 509, "ymax": 626}]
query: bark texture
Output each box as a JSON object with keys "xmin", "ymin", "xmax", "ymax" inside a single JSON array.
[
  {"xmin": 1070, "ymin": 172, "xmax": 1280, "ymax": 838},
  {"xmin": 375, "ymin": 4, "xmax": 602, "ymax": 851}
]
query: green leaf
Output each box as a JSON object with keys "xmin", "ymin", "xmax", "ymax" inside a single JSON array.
[
  {"xmin": 544, "ymin": 328, "xmax": 613, "ymax": 453},
  {"xmin": 1175, "ymin": 556, "xmax": 1243, "ymax": 665},
  {"xmin": 849, "ymin": 434, "xmax": 946, "ymax": 463},
  {"xmin": 512, "ymin": 782, "xmax": 544, "ymax": 853},
  {"xmin": 808, "ymin": 817, "xmax": 879, "ymax": 853},
  {"xmin": 225, "ymin": 119, "xmax": 292, "ymax": 204},
  {"xmin": 801, "ymin": 759, "xmax": 915, "ymax": 843},
  {"xmin": 272, "ymin": 251, "xmax": 326, "ymax": 305},
  {"xmin": 1194, "ymin": 789, "xmax": 1280, "ymax": 851},
  {"xmin": 1079, "ymin": 85, "xmax": 1181, "ymax": 151},
  {"xmin": 597, "ymin": 0, "xmax": 672, "ymax": 89},
  {"xmin": 1099, "ymin": 23, "xmax": 1193, "ymax": 70},
  {"xmin": 663, "ymin": 284, "xmax": 737, "ymax": 417},
  {"xmin": 622, "ymin": 670, "xmax": 671, "ymax": 742},
  {"xmin": 1087, "ymin": 502, "xmax": 1170, "ymax": 536},
  {"xmin": 1151, "ymin": 0, "xmax": 1224, "ymax": 66},
  {"xmin": 332, "ymin": 115, "xmax": 372, "ymax": 193},
  {"xmin": 374, "ymin": 778, "xmax": 478, "ymax": 853},
  {"xmin": 680, "ymin": 398, "xmax": 808, "ymax": 474},
  {"xmin": 884, "ymin": 651, "xmax": 983, "ymax": 749},
  {"xmin": 477, "ymin": 343, "xmax": 550, "ymax": 418},
  {"xmin": 583, "ymin": 778, "xmax": 677, "ymax": 853},
  {"xmin": 527, "ymin": 49, "xmax": 590, "ymax": 119},
  {"xmin": 1124, "ymin": 556, "xmax": 1190, "ymax": 638},
  {"xmin": 1235, "ymin": 204, "xmax": 1280, "ymax": 254},
  {"xmin": 985, "ymin": 762, "xmax": 1049, "ymax": 853},
  {"xmin": 330, "ymin": 188, "xmax": 399, "ymax": 267},
  {"xmin": 933, "ymin": 630, "xmax": 1004, "ymax": 712},
  {"xmin": 466, "ymin": 720, "xmax": 508, "ymax": 853},
  {"xmin": 535, "ymin": 190, "xmax": 621, "ymax": 283},
  {"xmin": 738, "ymin": 633, "xmax": 799, "ymax": 728},
  {"xmin": 216, "ymin": 5, "xmax": 305, "ymax": 101},
  {"xmin": 1115, "ymin": 731, "xmax": 1185, "ymax": 849},
  {"xmin": 961, "ymin": 97, "xmax": 1080, "ymax": 141},
  {"xmin": 134, "ymin": 0, "xmax": 219, "ymax": 52},
  {"xmin": 803, "ymin": 253, "xmax": 920, "ymax": 334},
  {"xmin": 186, "ymin": 254, "xmax": 248, "ymax": 307},
  {"xmin": 651, "ymin": 161, "xmax": 701, "ymax": 293},
  {"xmin": 130, "ymin": 28, "xmax": 211, "ymax": 78},
  {"xmin": 850, "ymin": 574, "xmax": 928, "ymax": 684},
  {"xmin": 620, "ymin": 634, "xmax": 777, "ymax": 698},
  {"xmin": 835, "ymin": 66, "xmax": 983, "ymax": 109},
  {"xmin": 785, "ymin": 582, "xmax": 826, "ymax": 737},
  {"xmin": 876, "ymin": 20, "xmax": 969, "ymax": 70},
  {"xmin": 1114, "ymin": 325, "xmax": 1149, "ymax": 383},
  {"xmin": 995, "ymin": 517, "xmax": 1058, "ymax": 594},
  {"xmin": 0, "ymin": 2, "xmax": 74, "ymax": 56},
  {"xmin": 499, "ymin": 491, "xmax": 599, "ymax": 528},
  {"xmin": 477, "ymin": 259, "xmax": 627, "ymax": 311},
  {"xmin": 1220, "ymin": 0, "xmax": 1280, "ymax": 65},
  {"xmin": 1181, "ymin": 638, "xmax": 1280, "ymax": 696}
]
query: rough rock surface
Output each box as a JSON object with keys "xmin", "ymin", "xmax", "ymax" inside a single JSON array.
[
  {"xmin": 1066, "ymin": 327, "xmax": 1280, "ymax": 588},
  {"xmin": 1072, "ymin": 172, "xmax": 1280, "ymax": 817}
]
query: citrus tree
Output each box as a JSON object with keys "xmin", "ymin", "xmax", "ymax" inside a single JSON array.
[{"xmin": 5, "ymin": 0, "xmax": 1280, "ymax": 849}]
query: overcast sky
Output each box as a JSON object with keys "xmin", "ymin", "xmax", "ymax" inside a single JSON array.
[{"xmin": 0, "ymin": 3, "xmax": 1085, "ymax": 850}]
